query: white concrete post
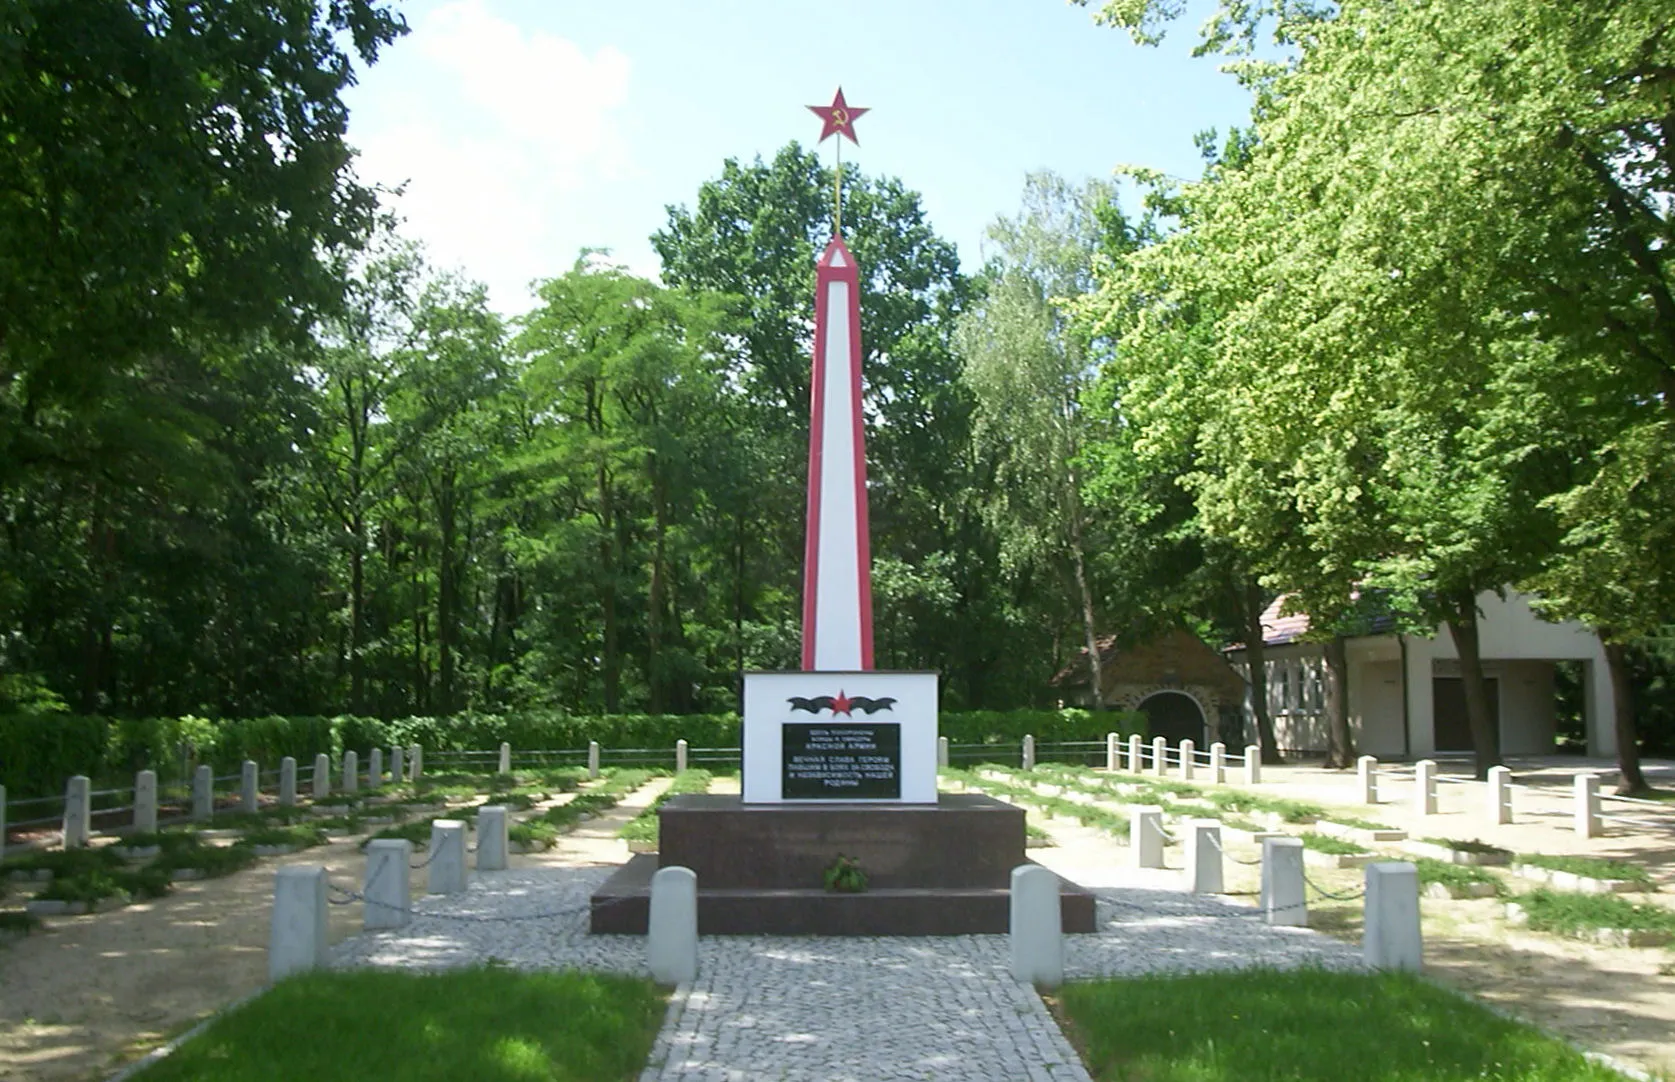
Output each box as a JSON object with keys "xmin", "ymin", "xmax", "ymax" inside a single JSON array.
[
  {"xmin": 1415, "ymin": 759, "xmax": 1438, "ymax": 815},
  {"xmin": 1209, "ymin": 742, "xmax": 1226, "ymax": 784},
  {"xmin": 1021, "ymin": 734, "xmax": 1035, "ymax": 771},
  {"xmin": 279, "ymin": 757, "xmax": 297, "ymax": 807},
  {"xmin": 63, "ymin": 775, "xmax": 91, "ymax": 849},
  {"xmin": 1358, "ymin": 755, "xmax": 1379, "ymax": 804},
  {"xmin": 241, "ymin": 759, "xmax": 259, "ymax": 814},
  {"xmin": 368, "ymin": 748, "xmax": 383, "ymax": 788},
  {"xmin": 1009, "ymin": 864, "xmax": 1063, "ymax": 989},
  {"xmin": 409, "ymin": 744, "xmax": 422, "ymax": 780},
  {"xmin": 1244, "ymin": 745, "xmax": 1261, "ymax": 785},
  {"xmin": 363, "ymin": 838, "xmax": 411, "ymax": 930},
  {"xmin": 269, "ymin": 866, "xmax": 329, "ymax": 982},
  {"xmin": 390, "ymin": 746, "xmax": 404, "ymax": 786},
  {"xmin": 1363, "ymin": 861, "xmax": 1422, "ymax": 971},
  {"xmin": 1184, "ymin": 820, "xmax": 1224, "ymax": 894},
  {"xmin": 498, "ymin": 742, "xmax": 512, "ymax": 775},
  {"xmin": 1105, "ymin": 732, "xmax": 1119, "ymax": 772},
  {"xmin": 677, "ymin": 739, "xmax": 690, "ymax": 773},
  {"xmin": 1488, "ymin": 765, "xmax": 1512, "ymax": 825},
  {"xmin": 936, "ymin": 736, "xmax": 949, "ymax": 769},
  {"xmin": 427, "ymin": 819, "xmax": 467, "ymax": 895},
  {"xmin": 342, "ymin": 751, "xmax": 358, "ymax": 795},
  {"xmin": 193, "ymin": 764, "xmax": 213, "ymax": 821},
  {"xmin": 1152, "ymin": 736, "xmax": 1168, "ymax": 777},
  {"xmin": 134, "ymin": 769, "xmax": 158, "ymax": 834},
  {"xmin": 1574, "ymin": 773, "xmax": 1602, "ymax": 838},
  {"xmin": 476, "ymin": 805, "xmax": 509, "ymax": 871},
  {"xmin": 1261, "ymin": 836, "xmax": 1307, "ymax": 926},
  {"xmin": 1131, "ymin": 805, "xmax": 1165, "ymax": 868},
  {"xmin": 648, "ymin": 865, "xmax": 699, "ymax": 984},
  {"xmin": 1127, "ymin": 734, "xmax": 1143, "ymax": 774},
  {"xmin": 1178, "ymin": 739, "xmax": 1195, "ymax": 781},
  {"xmin": 587, "ymin": 740, "xmax": 601, "ymax": 780},
  {"xmin": 313, "ymin": 753, "xmax": 331, "ymax": 799}
]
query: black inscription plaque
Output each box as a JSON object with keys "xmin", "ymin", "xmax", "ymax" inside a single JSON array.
[{"xmin": 782, "ymin": 723, "xmax": 900, "ymax": 799}]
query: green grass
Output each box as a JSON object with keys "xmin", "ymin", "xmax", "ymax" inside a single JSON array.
[
  {"xmin": 38, "ymin": 862, "xmax": 171, "ymax": 904},
  {"xmin": 1515, "ymin": 853, "xmax": 1654, "ymax": 888},
  {"xmin": 1419, "ymin": 837, "xmax": 1511, "ymax": 856},
  {"xmin": 240, "ymin": 824, "xmax": 329, "ymax": 849},
  {"xmin": 509, "ymin": 820, "xmax": 560, "ymax": 849},
  {"xmin": 206, "ymin": 807, "xmax": 316, "ymax": 830},
  {"xmin": 619, "ymin": 768, "xmax": 713, "ymax": 846},
  {"xmin": 1056, "ymin": 969, "xmax": 1628, "ymax": 1081},
  {"xmin": 0, "ymin": 910, "xmax": 42, "ymax": 935},
  {"xmin": 1414, "ymin": 857, "xmax": 1503, "ymax": 895},
  {"xmin": 154, "ymin": 839, "xmax": 260, "ymax": 878},
  {"xmin": 1205, "ymin": 790, "xmax": 1324, "ymax": 823},
  {"xmin": 361, "ymin": 818, "xmax": 442, "ymax": 849},
  {"xmin": 1, "ymin": 845, "xmax": 127, "ymax": 877},
  {"xmin": 128, "ymin": 966, "xmax": 665, "ymax": 1082},
  {"xmin": 1517, "ymin": 889, "xmax": 1675, "ymax": 936},
  {"xmin": 1299, "ymin": 832, "xmax": 1368, "ymax": 856},
  {"xmin": 1322, "ymin": 814, "xmax": 1397, "ymax": 831}
]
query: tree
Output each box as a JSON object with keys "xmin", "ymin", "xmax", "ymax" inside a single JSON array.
[
  {"xmin": 1078, "ymin": 0, "xmax": 1675, "ymax": 781},
  {"xmin": 1, "ymin": 0, "xmax": 405, "ymax": 481},
  {"xmin": 0, "ymin": 0, "xmax": 406, "ymax": 714},
  {"xmin": 957, "ymin": 174, "xmax": 1123, "ymax": 707}
]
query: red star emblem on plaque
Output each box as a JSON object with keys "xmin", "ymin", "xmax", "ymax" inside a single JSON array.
[
  {"xmin": 807, "ymin": 87, "xmax": 868, "ymax": 145},
  {"xmin": 830, "ymin": 690, "xmax": 854, "ymax": 717}
]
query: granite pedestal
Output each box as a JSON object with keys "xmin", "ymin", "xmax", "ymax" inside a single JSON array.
[{"xmin": 590, "ymin": 793, "xmax": 1095, "ymax": 935}]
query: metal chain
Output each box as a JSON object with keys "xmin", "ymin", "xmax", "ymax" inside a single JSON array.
[
  {"xmin": 409, "ymin": 848, "xmax": 440, "ymax": 870},
  {"xmin": 1303, "ymin": 871, "xmax": 1367, "ymax": 902},
  {"xmin": 1206, "ymin": 833, "xmax": 1265, "ymax": 866}
]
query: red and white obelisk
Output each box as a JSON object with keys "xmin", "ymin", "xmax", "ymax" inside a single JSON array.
[
  {"xmin": 801, "ymin": 88, "xmax": 874, "ymax": 672},
  {"xmin": 739, "ymin": 90, "xmax": 937, "ymax": 805}
]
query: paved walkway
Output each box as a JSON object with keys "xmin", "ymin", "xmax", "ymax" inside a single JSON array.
[{"xmin": 331, "ymin": 861, "xmax": 1361, "ymax": 1082}]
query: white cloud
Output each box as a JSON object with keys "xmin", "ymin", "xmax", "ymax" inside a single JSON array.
[{"xmin": 349, "ymin": 0, "xmax": 632, "ymax": 312}]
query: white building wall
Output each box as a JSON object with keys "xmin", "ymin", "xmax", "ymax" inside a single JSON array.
[
  {"xmin": 1352, "ymin": 660, "xmax": 1406, "ymax": 757},
  {"xmin": 1239, "ymin": 589, "xmax": 1615, "ymax": 759}
]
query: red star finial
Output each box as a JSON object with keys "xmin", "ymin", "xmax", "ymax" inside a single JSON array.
[
  {"xmin": 807, "ymin": 87, "xmax": 868, "ymax": 145},
  {"xmin": 830, "ymin": 690, "xmax": 854, "ymax": 717}
]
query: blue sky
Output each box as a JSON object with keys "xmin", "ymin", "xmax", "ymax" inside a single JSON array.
[{"xmin": 342, "ymin": 0, "xmax": 1253, "ymax": 313}]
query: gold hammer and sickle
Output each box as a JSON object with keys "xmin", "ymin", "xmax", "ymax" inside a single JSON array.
[{"xmin": 832, "ymin": 108, "xmax": 849, "ymax": 127}]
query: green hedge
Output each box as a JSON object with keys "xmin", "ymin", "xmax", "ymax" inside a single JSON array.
[{"xmin": 0, "ymin": 708, "xmax": 1146, "ymax": 801}]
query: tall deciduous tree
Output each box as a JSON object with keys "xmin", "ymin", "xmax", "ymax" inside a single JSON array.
[{"xmin": 1079, "ymin": 0, "xmax": 1674, "ymax": 781}]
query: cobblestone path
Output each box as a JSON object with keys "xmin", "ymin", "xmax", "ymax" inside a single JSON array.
[{"xmin": 332, "ymin": 866, "xmax": 1362, "ymax": 1081}]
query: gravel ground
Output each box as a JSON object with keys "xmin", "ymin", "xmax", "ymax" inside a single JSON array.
[{"xmin": 331, "ymin": 866, "xmax": 1363, "ymax": 1081}]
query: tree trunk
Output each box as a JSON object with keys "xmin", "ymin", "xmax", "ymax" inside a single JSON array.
[
  {"xmin": 647, "ymin": 463, "xmax": 668, "ymax": 715},
  {"xmin": 1241, "ymin": 580, "xmax": 1282, "ymax": 764},
  {"xmin": 1445, "ymin": 590, "xmax": 1501, "ymax": 779},
  {"xmin": 1066, "ymin": 487, "xmax": 1104, "ymax": 709},
  {"xmin": 349, "ymin": 520, "xmax": 365, "ymax": 713},
  {"xmin": 1323, "ymin": 635, "xmax": 1355, "ymax": 768},
  {"xmin": 1601, "ymin": 637, "xmax": 1648, "ymax": 795},
  {"xmin": 436, "ymin": 470, "xmax": 458, "ymax": 715}
]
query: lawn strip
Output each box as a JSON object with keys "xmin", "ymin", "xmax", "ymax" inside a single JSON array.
[
  {"xmin": 1056, "ymin": 969, "xmax": 1628, "ymax": 1082},
  {"xmin": 127, "ymin": 966, "xmax": 666, "ymax": 1082}
]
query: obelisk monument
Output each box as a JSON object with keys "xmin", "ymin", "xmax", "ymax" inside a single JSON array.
[{"xmin": 739, "ymin": 89, "xmax": 938, "ymax": 804}]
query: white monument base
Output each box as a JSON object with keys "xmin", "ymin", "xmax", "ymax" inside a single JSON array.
[{"xmin": 741, "ymin": 671, "xmax": 938, "ymax": 804}]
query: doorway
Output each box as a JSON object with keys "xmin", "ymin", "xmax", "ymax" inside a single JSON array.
[
  {"xmin": 1432, "ymin": 677, "xmax": 1500, "ymax": 752},
  {"xmin": 1139, "ymin": 691, "xmax": 1206, "ymax": 745}
]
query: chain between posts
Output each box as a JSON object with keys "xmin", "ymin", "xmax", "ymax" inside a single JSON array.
[
  {"xmin": 1204, "ymin": 832, "xmax": 1264, "ymax": 866},
  {"xmin": 1303, "ymin": 871, "xmax": 1367, "ymax": 903}
]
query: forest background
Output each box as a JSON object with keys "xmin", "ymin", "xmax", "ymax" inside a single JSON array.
[{"xmin": 2, "ymin": 0, "xmax": 1672, "ymax": 782}]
